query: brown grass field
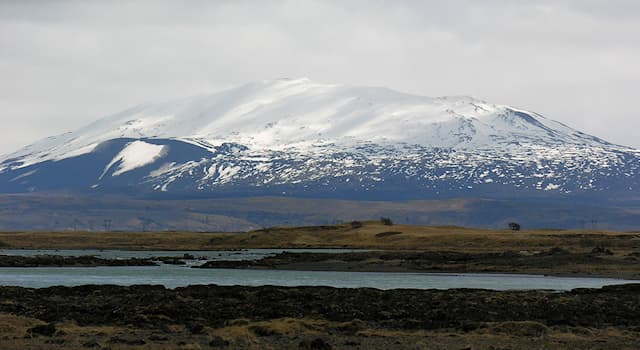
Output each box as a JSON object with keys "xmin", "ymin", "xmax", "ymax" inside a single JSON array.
[
  {"xmin": 2, "ymin": 312, "xmax": 639, "ymax": 350},
  {"xmin": 0, "ymin": 221, "xmax": 638, "ymax": 253}
]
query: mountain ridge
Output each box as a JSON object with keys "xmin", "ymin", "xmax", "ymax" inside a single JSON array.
[{"xmin": 0, "ymin": 78, "xmax": 638, "ymax": 200}]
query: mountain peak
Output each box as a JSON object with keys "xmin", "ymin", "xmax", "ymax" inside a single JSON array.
[
  {"xmin": 1, "ymin": 79, "xmax": 628, "ymax": 169},
  {"xmin": 1, "ymin": 79, "xmax": 637, "ymax": 199}
]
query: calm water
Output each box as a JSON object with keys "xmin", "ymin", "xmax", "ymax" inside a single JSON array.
[{"xmin": 0, "ymin": 249, "xmax": 633, "ymax": 291}]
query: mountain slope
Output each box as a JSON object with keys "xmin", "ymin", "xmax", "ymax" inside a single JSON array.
[{"xmin": 0, "ymin": 78, "xmax": 638, "ymax": 199}]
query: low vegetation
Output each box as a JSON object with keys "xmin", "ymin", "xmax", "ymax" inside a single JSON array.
[{"xmin": 0, "ymin": 222, "xmax": 638, "ymax": 254}]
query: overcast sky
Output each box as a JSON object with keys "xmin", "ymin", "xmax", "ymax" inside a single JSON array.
[{"xmin": 1, "ymin": 0, "xmax": 639, "ymax": 154}]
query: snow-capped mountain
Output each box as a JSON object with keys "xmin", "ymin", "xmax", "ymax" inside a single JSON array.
[{"xmin": 1, "ymin": 78, "xmax": 638, "ymax": 199}]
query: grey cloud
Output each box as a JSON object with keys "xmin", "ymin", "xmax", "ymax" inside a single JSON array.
[{"xmin": 0, "ymin": 0, "xmax": 639, "ymax": 155}]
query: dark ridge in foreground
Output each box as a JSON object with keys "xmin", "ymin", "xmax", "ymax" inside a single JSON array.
[
  {"xmin": 2, "ymin": 284, "xmax": 640, "ymax": 349},
  {"xmin": 2, "ymin": 284, "xmax": 640, "ymax": 330}
]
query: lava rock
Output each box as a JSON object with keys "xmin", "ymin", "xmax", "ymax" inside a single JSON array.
[
  {"xmin": 299, "ymin": 338, "xmax": 332, "ymax": 350},
  {"xmin": 28, "ymin": 323, "xmax": 56, "ymax": 337}
]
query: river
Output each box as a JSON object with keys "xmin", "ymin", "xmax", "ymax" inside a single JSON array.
[{"xmin": 0, "ymin": 249, "xmax": 633, "ymax": 290}]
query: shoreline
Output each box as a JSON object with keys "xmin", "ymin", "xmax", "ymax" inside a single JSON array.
[
  {"xmin": 200, "ymin": 266, "xmax": 640, "ymax": 281},
  {"xmin": 193, "ymin": 249, "xmax": 640, "ymax": 280},
  {"xmin": 1, "ymin": 244, "xmax": 640, "ymax": 280}
]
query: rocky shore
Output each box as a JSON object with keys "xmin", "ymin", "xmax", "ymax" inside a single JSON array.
[
  {"xmin": 0, "ymin": 254, "xmax": 157, "ymax": 267},
  {"xmin": 1, "ymin": 284, "xmax": 640, "ymax": 349},
  {"xmin": 0, "ymin": 253, "xmax": 206, "ymax": 267},
  {"xmin": 194, "ymin": 247, "xmax": 640, "ymax": 279}
]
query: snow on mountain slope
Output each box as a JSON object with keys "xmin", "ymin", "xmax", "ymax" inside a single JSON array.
[
  {"xmin": 101, "ymin": 140, "xmax": 167, "ymax": 178},
  {"xmin": 0, "ymin": 78, "xmax": 616, "ymax": 166},
  {"xmin": 0, "ymin": 78, "xmax": 638, "ymax": 198}
]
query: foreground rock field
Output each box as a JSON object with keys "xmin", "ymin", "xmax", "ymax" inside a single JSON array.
[{"xmin": 1, "ymin": 284, "xmax": 640, "ymax": 349}]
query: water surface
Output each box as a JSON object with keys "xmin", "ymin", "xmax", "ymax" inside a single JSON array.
[
  {"xmin": 0, "ymin": 249, "xmax": 632, "ymax": 291},
  {"xmin": 0, "ymin": 264, "xmax": 630, "ymax": 291}
]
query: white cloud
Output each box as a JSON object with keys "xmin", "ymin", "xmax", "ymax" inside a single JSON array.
[{"xmin": 0, "ymin": 0, "xmax": 639, "ymax": 155}]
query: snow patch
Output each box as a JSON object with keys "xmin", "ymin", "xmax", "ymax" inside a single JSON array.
[
  {"xmin": 101, "ymin": 141, "xmax": 167, "ymax": 178},
  {"xmin": 9, "ymin": 169, "xmax": 37, "ymax": 182},
  {"xmin": 53, "ymin": 143, "xmax": 98, "ymax": 161},
  {"xmin": 544, "ymin": 183, "xmax": 560, "ymax": 191}
]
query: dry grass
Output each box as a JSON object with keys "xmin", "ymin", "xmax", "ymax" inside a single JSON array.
[
  {"xmin": 0, "ymin": 222, "xmax": 639, "ymax": 253},
  {"xmin": 0, "ymin": 313, "xmax": 44, "ymax": 335},
  {"xmin": 211, "ymin": 317, "xmax": 328, "ymax": 339},
  {"xmin": 2, "ymin": 312, "xmax": 640, "ymax": 349},
  {"xmin": 0, "ymin": 313, "xmax": 208, "ymax": 350}
]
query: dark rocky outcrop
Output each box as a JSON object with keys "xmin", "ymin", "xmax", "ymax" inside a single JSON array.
[
  {"xmin": 28, "ymin": 323, "xmax": 57, "ymax": 337},
  {"xmin": 193, "ymin": 248, "xmax": 631, "ymax": 274},
  {"xmin": 0, "ymin": 255, "xmax": 157, "ymax": 267},
  {"xmin": 1, "ymin": 284, "xmax": 639, "ymax": 332},
  {"xmin": 299, "ymin": 338, "xmax": 332, "ymax": 350}
]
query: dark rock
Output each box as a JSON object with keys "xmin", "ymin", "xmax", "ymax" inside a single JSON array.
[
  {"xmin": 81, "ymin": 340, "xmax": 101, "ymax": 348},
  {"xmin": 209, "ymin": 336, "xmax": 230, "ymax": 347},
  {"xmin": 157, "ymin": 256, "xmax": 187, "ymax": 265},
  {"xmin": 188, "ymin": 323, "xmax": 205, "ymax": 334},
  {"xmin": 250, "ymin": 325, "xmax": 280, "ymax": 337},
  {"xmin": 591, "ymin": 246, "xmax": 614, "ymax": 255},
  {"xmin": 148, "ymin": 334, "xmax": 169, "ymax": 341},
  {"xmin": 547, "ymin": 247, "xmax": 570, "ymax": 255},
  {"xmin": 109, "ymin": 335, "xmax": 146, "ymax": 345},
  {"xmin": 461, "ymin": 321, "xmax": 481, "ymax": 332},
  {"xmin": 28, "ymin": 323, "xmax": 56, "ymax": 337},
  {"xmin": 0, "ymin": 254, "xmax": 156, "ymax": 267},
  {"xmin": 299, "ymin": 338, "xmax": 332, "ymax": 350},
  {"xmin": 2, "ymin": 283, "xmax": 640, "ymax": 336}
]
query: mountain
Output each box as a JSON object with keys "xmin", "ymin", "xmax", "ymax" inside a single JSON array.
[{"xmin": 1, "ymin": 78, "xmax": 638, "ymax": 201}]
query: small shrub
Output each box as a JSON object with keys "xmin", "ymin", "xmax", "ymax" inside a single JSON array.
[
  {"xmin": 380, "ymin": 217, "xmax": 393, "ymax": 226},
  {"xmin": 350, "ymin": 221, "xmax": 363, "ymax": 229}
]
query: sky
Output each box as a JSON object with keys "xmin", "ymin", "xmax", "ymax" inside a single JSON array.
[{"xmin": 1, "ymin": 0, "xmax": 639, "ymax": 155}]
